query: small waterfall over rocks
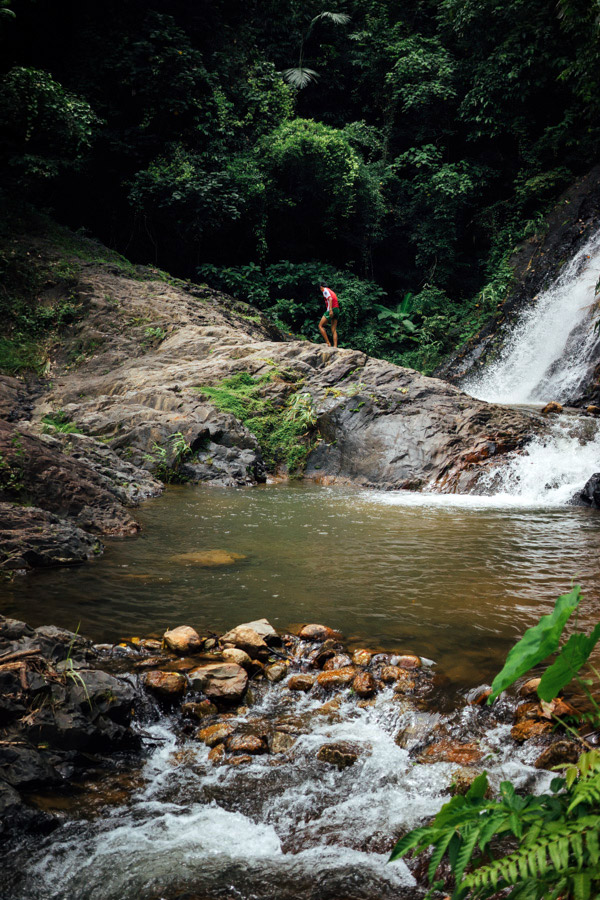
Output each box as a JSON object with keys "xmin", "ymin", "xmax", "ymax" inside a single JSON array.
[
  {"xmin": 464, "ymin": 228, "xmax": 600, "ymax": 405},
  {"xmin": 460, "ymin": 229, "xmax": 600, "ymax": 505}
]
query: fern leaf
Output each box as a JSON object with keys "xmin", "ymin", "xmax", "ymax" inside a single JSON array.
[
  {"xmin": 586, "ymin": 828, "xmax": 599, "ymax": 865},
  {"xmin": 388, "ymin": 826, "xmax": 431, "ymax": 861},
  {"xmin": 427, "ymin": 829, "xmax": 455, "ymax": 882},
  {"xmin": 572, "ymin": 871, "xmax": 591, "ymax": 900},
  {"xmin": 453, "ymin": 826, "xmax": 481, "ymax": 883}
]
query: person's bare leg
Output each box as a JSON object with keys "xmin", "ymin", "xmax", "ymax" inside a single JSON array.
[
  {"xmin": 318, "ymin": 316, "xmax": 332, "ymax": 346},
  {"xmin": 331, "ymin": 319, "xmax": 338, "ymax": 348}
]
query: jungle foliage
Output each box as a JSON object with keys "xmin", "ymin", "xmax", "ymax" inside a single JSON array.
[
  {"xmin": 391, "ymin": 585, "xmax": 600, "ymax": 899},
  {"xmin": 1, "ymin": 1, "xmax": 600, "ymax": 370}
]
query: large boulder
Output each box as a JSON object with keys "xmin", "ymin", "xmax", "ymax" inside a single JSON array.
[
  {"xmin": 574, "ymin": 473, "xmax": 600, "ymax": 508},
  {"xmin": 188, "ymin": 663, "xmax": 248, "ymax": 702}
]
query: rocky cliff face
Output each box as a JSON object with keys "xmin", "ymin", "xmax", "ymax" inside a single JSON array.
[{"xmin": 0, "ymin": 227, "xmax": 549, "ymax": 571}]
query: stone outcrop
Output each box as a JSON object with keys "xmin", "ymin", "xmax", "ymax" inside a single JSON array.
[{"xmin": 574, "ymin": 472, "xmax": 600, "ymax": 508}]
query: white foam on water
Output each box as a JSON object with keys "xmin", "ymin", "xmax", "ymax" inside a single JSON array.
[{"xmin": 464, "ymin": 228, "xmax": 600, "ymax": 405}]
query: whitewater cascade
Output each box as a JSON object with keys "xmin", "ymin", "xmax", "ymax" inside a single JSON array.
[
  {"xmin": 464, "ymin": 227, "xmax": 600, "ymax": 405},
  {"xmin": 456, "ymin": 229, "xmax": 600, "ymax": 505}
]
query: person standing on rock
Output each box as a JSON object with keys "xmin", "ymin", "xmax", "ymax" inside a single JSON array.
[{"xmin": 318, "ymin": 283, "xmax": 340, "ymax": 348}]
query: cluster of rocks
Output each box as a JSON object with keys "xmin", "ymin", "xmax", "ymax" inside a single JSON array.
[{"xmin": 0, "ymin": 614, "xmax": 140, "ymax": 836}]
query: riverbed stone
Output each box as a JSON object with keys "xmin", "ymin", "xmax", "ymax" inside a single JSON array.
[
  {"xmin": 188, "ymin": 662, "xmax": 248, "ymax": 702},
  {"xmin": 511, "ymin": 719, "xmax": 554, "ymax": 742},
  {"xmin": 170, "ymin": 550, "xmax": 246, "ymax": 567},
  {"xmin": 298, "ymin": 624, "xmax": 340, "ymax": 642},
  {"xmin": 197, "ymin": 722, "xmax": 235, "ymax": 747},
  {"xmin": 514, "ymin": 701, "xmax": 543, "ymax": 721},
  {"xmin": 182, "ymin": 700, "xmax": 218, "ymax": 721},
  {"xmin": 288, "ymin": 674, "xmax": 315, "ymax": 692},
  {"xmin": 226, "ymin": 734, "xmax": 268, "ymax": 755},
  {"xmin": 220, "ymin": 625, "xmax": 268, "ymax": 659},
  {"xmin": 271, "ymin": 732, "xmax": 297, "ymax": 754},
  {"xmin": 316, "ymin": 666, "xmax": 357, "ymax": 689},
  {"xmin": 352, "ymin": 649, "xmax": 373, "ymax": 667},
  {"xmin": 265, "ymin": 663, "xmax": 288, "ymax": 683},
  {"xmin": 221, "ymin": 647, "xmax": 253, "ymax": 668},
  {"xmin": 143, "ymin": 670, "xmax": 187, "ymax": 701},
  {"xmin": 162, "ymin": 625, "xmax": 203, "ymax": 655},
  {"xmin": 534, "ymin": 740, "xmax": 581, "ymax": 770},
  {"xmin": 419, "ymin": 740, "xmax": 483, "ymax": 766},
  {"xmin": 352, "ymin": 672, "xmax": 376, "ymax": 698},
  {"xmin": 317, "ymin": 741, "xmax": 364, "ymax": 769},
  {"xmin": 208, "ymin": 743, "xmax": 226, "ymax": 764},
  {"xmin": 392, "ymin": 654, "xmax": 421, "ymax": 669},
  {"xmin": 541, "ymin": 401, "xmax": 563, "ymax": 414},
  {"xmin": 519, "ymin": 677, "xmax": 541, "ymax": 697},
  {"xmin": 323, "ymin": 653, "xmax": 353, "ymax": 671},
  {"xmin": 236, "ymin": 618, "xmax": 279, "ymax": 643}
]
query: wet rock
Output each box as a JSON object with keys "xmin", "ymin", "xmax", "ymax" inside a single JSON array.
[
  {"xmin": 271, "ymin": 732, "xmax": 297, "ymax": 754},
  {"xmin": 171, "ymin": 550, "xmax": 246, "ymax": 566},
  {"xmin": 381, "ymin": 665, "xmax": 406, "ymax": 683},
  {"xmin": 352, "ymin": 672, "xmax": 376, "ymax": 698},
  {"xmin": 541, "ymin": 401, "xmax": 563, "ymax": 414},
  {"xmin": 317, "ymin": 741, "xmax": 364, "ymax": 769},
  {"xmin": 316, "ymin": 666, "xmax": 357, "ymax": 689},
  {"xmin": 519, "ymin": 678, "xmax": 541, "ymax": 698},
  {"xmin": 511, "ymin": 719, "xmax": 554, "ymax": 742},
  {"xmin": 352, "ymin": 649, "xmax": 373, "ymax": 667},
  {"xmin": 419, "ymin": 740, "xmax": 484, "ymax": 766},
  {"xmin": 323, "ymin": 653, "xmax": 353, "ymax": 671},
  {"xmin": 197, "ymin": 722, "xmax": 235, "ymax": 747},
  {"xmin": 0, "ymin": 745, "xmax": 59, "ymax": 788},
  {"xmin": 469, "ymin": 688, "xmax": 492, "ymax": 706},
  {"xmin": 515, "ymin": 701, "xmax": 543, "ymax": 722},
  {"xmin": 298, "ymin": 624, "xmax": 339, "ymax": 642},
  {"xmin": 226, "ymin": 754, "xmax": 252, "ymax": 766},
  {"xmin": 587, "ymin": 405, "xmax": 600, "ymax": 416},
  {"xmin": 208, "ymin": 743, "xmax": 226, "ymax": 764},
  {"xmin": 220, "ymin": 625, "xmax": 268, "ymax": 659},
  {"xmin": 392, "ymin": 654, "xmax": 421, "ymax": 669},
  {"xmin": 534, "ymin": 740, "xmax": 581, "ymax": 770},
  {"xmin": 288, "ymin": 674, "xmax": 315, "ymax": 692},
  {"xmin": 0, "ymin": 502, "xmax": 102, "ymax": 571},
  {"xmin": 236, "ymin": 618, "xmax": 279, "ymax": 644},
  {"xmin": 395, "ymin": 712, "xmax": 442, "ymax": 750},
  {"xmin": 162, "ymin": 626, "xmax": 203, "ymax": 655},
  {"xmin": 182, "ymin": 700, "xmax": 218, "ymax": 721},
  {"xmin": 226, "ymin": 734, "xmax": 267, "ymax": 755},
  {"xmin": 574, "ymin": 473, "xmax": 600, "ymax": 509},
  {"xmin": 450, "ymin": 768, "xmax": 492, "ymax": 798},
  {"xmin": 188, "ymin": 662, "xmax": 248, "ymax": 702},
  {"xmin": 221, "ymin": 647, "xmax": 253, "ymax": 668},
  {"xmin": 393, "ymin": 674, "xmax": 416, "ymax": 694},
  {"xmin": 265, "ymin": 663, "xmax": 288, "ymax": 683},
  {"xmin": 139, "ymin": 638, "xmax": 162, "ymax": 652},
  {"xmin": 143, "ymin": 670, "xmax": 187, "ymax": 701},
  {"xmin": 314, "ymin": 697, "xmax": 342, "ymax": 717}
]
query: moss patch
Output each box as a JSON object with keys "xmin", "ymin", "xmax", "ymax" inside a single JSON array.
[{"xmin": 198, "ymin": 371, "xmax": 317, "ymax": 474}]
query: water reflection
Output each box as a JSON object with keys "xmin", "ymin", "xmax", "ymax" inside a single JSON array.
[{"xmin": 1, "ymin": 483, "xmax": 599, "ymax": 692}]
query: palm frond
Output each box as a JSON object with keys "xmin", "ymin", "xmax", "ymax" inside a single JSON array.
[
  {"xmin": 282, "ymin": 67, "xmax": 319, "ymax": 89},
  {"xmin": 311, "ymin": 11, "xmax": 351, "ymax": 26}
]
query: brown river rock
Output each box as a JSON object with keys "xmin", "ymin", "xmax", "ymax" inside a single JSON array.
[
  {"xmin": 351, "ymin": 649, "xmax": 373, "ymax": 667},
  {"xmin": 352, "ymin": 672, "xmax": 376, "ymax": 698},
  {"xmin": 220, "ymin": 625, "xmax": 268, "ymax": 658},
  {"xmin": 221, "ymin": 647, "xmax": 253, "ymax": 668},
  {"xmin": 316, "ymin": 741, "xmax": 366, "ymax": 769},
  {"xmin": 419, "ymin": 740, "xmax": 484, "ymax": 766},
  {"xmin": 298, "ymin": 624, "xmax": 340, "ymax": 642},
  {"xmin": 323, "ymin": 653, "xmax": 353, "ymax": 671},
  {"xmin": 143, "ymin": 670, "xmax": 187, "ymax": 700},
  {"xmin": 511, "ymin": 720, "xmax": 554, "ymax": 742},
  {"xmin": 162, "ymin": 625, "xmax": 203, "ymax": 655},
  {"xmin": 316, "ymin": 666, "xmax": 357, "ymax": 689},
  {"xmin": 288, "ymin": 674, "xmax": 315, "ymax": 692},
  {"xmin": 188, "ymin": 662, "xmax": 248, "ymax": 702},
  {"xmin": 226, "ymin": 734, "xmax": 267, "ymax": 755},
  {"xmin": 197, "ymin": 722, "xmax": 235, "ymax": 747},
  {"xmin": 170, "ymin": 550, "xmax": 246, "ymax": 567}
]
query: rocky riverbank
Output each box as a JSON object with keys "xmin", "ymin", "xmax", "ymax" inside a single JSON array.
[
  {"xmin": 0, "ymin": 222, "xmax": 556, "ymax": 572},
  {"xmin": 1, "ymin": 612, "xmax": 583, "ymax": 855}
]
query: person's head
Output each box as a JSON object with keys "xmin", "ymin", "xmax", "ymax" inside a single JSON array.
[{"xmin": 319, "ymin": 283, "xmax": 326, "ymax": 292}]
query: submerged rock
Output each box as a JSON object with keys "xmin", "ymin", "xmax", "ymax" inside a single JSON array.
[
  {"xmin": 162, "ymin": 625, "xmax": 203, "ymax": 655},
  {"xmin": 316, "ymin": 741, "xmax": 365, "ymax": 769},
  {"xmin": 316, "ymin": 666, "xmax": 357, "ymax": 689},
  {"xmin": 182, "ymin": 700, "xmax": 218, "ymax": 721},
  {"xmin": 170, "ymin": 550, "xmax": 246, "ymax": 567},
  {"xmin": 270, "ymin": 732, "xmax": 297, "ymax": 754},
  {"xmin": 419, "ymin": 740, "xmax": 484, "ymax": 766}
]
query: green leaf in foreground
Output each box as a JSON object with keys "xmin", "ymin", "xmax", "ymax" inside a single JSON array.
[
  {"xmin": 488, "ymin": 585, "xmax": 581, "ymax": 703},
  {"xmin": 538, "ymin": 625, "xmax": 600, "ymax": 701}
]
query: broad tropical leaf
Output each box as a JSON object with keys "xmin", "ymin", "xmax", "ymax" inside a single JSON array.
[
  {"xmin": 538, "ymin": 624, "xmax": 600, "ymax": 701},
  {"xmin": 488, "ymin": 585, "xmax": 581, "ymax": 703}
]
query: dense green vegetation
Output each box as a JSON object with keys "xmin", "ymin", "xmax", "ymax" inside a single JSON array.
[
  {"xmin": 1, "ymin": 1, "xmax": 600, "ymax": 370},
  {"xmin": 392, "ymin": 585, "xmax": 600, "ymax": 899}
]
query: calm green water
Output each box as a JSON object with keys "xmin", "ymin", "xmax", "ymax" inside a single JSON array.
[{"xmin": 2, "ymin": 482, "xmax": 600, "ymax": 691}]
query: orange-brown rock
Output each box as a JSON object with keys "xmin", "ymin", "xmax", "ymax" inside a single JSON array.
[
  {"xmin": 317, "ymin": 741, "xmax": 366, "ymax": 769},
  {"xmin": 162, "ymin": 625, "xmax": 203, "ymax": 655},
  {"xmin": 316, "ymin": 666, "xmax": 357, "ymax": 689},
  {"xmin": 519, "ymin": 677, "xmax": 541, "ymax": 698},
  {"xmin": 352, "ymin": 649, "xmax": 373, "ymax": 667},
  {"xmin": 221, "ymin": 647, "xmax": 253, "ymax": 668},
  {"xmin": 208, "ymin": 743, "xmax": 226, "ymax": 764},
  {"xmin": 352, "ymin": 672, "xmax": 376, "ymax": 698},
  {"xmin": 298, "ymin": 624, "xmax": 339, "ymax": 642},
  {"xmin": 541, "ymin": 401, "xmax": 563, "ymax": 415},
  {"xmin": 287, "ymin": 674, "xmax": 315, "ymax": 692},
  {"xmin": 143, "ymin": 670, "xmax": 186, "ymax": 700},
  {"xmin": 470, "ymin": 689, "xmax": 492, "ymax": 706},
  {"xmin": 265, "ymin": 663, "xmax": 288, "ymax": 683},
  {"xmin": 181, "ymin": 700, "xmax": 218, "ymax": 720},
  {"xmin": 197, "ymin": 722, "xmax": 235, "ymax": 747},
  {"xmin": 393, "ymin": 654, "xmax": 421, "ymax": 669},
  {"xmin": 381, "ymin": 666, "xmax": 406, "ymax": 683},
  {"xmin": 270, "ymin": 732, "xmax": 297, "ymax": 754},
  {"xmin": 226, "ymin": 754, "xmax": 252, "ymax": 766},
  {"xmin": 587, "ymin": 405, "xmax": 600, "ymax": 416},
  {"xmin": 534, "ymin": 740, "xmax": 581, "ymax": 770},
  {"xmin": 323, "ymin": 654, "xmax": 353, "ymax": 671},
  {"xmin": 220, "ymin": 625, "xmax": 268, "ymax": 659},
  {"xmin": 188, "ymin": 663, "xmax": 248, "ymax": 702},
  {"xmin": 226, "ymin": 734, "xmax": 267, "ymax": 754},
  {"xmin": 419, "ymin": 740, "xmax": 483, "ymax": 766},
  {"xmin": 393, "ymin": 675, "xmax": 416, "ymax": 694},
  {"xmin": 511, "ymin": 720, "xmax": 554, "ymax": 742},
  {"xmin": 515, "ymin": 701, "xmax": 543, "ymax": 722}
]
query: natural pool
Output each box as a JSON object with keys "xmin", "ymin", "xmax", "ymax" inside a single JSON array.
[{"xmin": 3, "ymin": 481, "xmax": 600, "ymax": 695}]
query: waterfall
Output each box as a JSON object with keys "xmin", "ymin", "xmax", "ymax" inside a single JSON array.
[{"xmin": 463, "ymin": 229, "xmax": 600, "ymax": 405}]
